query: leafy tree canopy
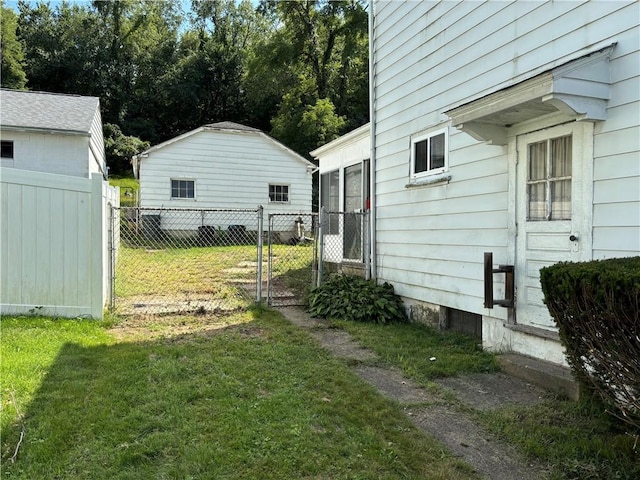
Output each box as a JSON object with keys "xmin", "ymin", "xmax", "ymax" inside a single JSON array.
[
  {"xmin": 12, "ymin": 0, "xmax": 369, "ymax": 175},
  {"xmin": 1, "ymin": 6, "xmax": 27, "ymax": 89}
]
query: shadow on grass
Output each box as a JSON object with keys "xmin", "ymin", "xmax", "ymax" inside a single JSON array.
[{"xmin": 2, "ymin": 316, "xmax": 475, "ymax": 480}]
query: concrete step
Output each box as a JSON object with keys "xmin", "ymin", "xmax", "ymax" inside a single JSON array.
[{"xmin": 497, "ymin": 353, "xmax": 581, "ymax": 401}]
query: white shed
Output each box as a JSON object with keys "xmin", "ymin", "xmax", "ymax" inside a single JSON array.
[
  {"xmin": 368, "ymin": 1, "xmax": 640, "ymax": 366},
  {"xmin": 133, "ymin": 122, "xmax": 315, "ymax": 238},
  {"xmin": 0, "ymin": 89, "xmax": 116, "ymax": 319},
  {"xmin": 0, "ymin": 89, "xmax": 107, "ymax": 179}
]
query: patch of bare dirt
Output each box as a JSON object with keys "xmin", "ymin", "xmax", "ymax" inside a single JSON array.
[{"xmin": 109, "ymin": 312, "xmax": 251, "ymax": 342}]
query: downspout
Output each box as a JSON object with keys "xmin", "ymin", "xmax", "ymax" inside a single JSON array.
[{"xmin": 368, "ymin": 0, "xmax": 377, "ymax": 280}]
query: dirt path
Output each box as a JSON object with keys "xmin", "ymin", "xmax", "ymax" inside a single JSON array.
[{"xmin": 278, "ymin": 306, "xmax": 551, "ymax": 480}]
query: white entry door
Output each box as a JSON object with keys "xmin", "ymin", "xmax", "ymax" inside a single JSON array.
[{"xmin": 515, "ymin": 122, "xmax": 591, "ymax": 329}]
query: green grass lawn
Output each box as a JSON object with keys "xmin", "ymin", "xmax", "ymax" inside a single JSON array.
[
  {"xmin": 342, "ymin": 321, "xmax": 640, "ymax": 480},
  {"xmin": 1, "ymin": 311, "xmax": 476, "ymax": 480},
  {"xmin": 333, "ymin": 320, "xmax": 498, "ymax": 381},
  {"xmin": 108, "ymin": 176, "xmax": 139, "ymax": 207}
]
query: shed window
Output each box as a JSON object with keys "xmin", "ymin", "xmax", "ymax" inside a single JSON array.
[
  {"xmin": 171, "ymin": 179, "xmax": 195, "ymax": 199},
  {"xmin": 269, "ymin": 184, "xmax": 289, "ymax": 203},
  {"xmin": 1, "ymin": 141, "xmax": 14, "ymax": 159},
  {"xmin": 411, "ymin": 130, "xmax": 447, "ymax": 177}
]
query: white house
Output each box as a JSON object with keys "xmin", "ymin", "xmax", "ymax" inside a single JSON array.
[
  {"xmin": 133, "ymin": 122, "xmax": 315, "ymax": 239},
  {"xmin": 0, "ymin": 89, "xmax": 107, "ymax": 179},
  {"xmin": 311, "ymin": 123, "xmax": 370, "ymax": 265},
  {"xmin": 366, "ymin": 1, "xmax": 639, "ymax": 366},
  {"xmin": 0, "ymin": 89, "xmax": 116, "ymax": 319}
]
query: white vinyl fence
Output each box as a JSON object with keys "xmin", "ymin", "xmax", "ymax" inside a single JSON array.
[{"xmin": 1, "ymin": 168, "xmax": 118, "ymax": 319}]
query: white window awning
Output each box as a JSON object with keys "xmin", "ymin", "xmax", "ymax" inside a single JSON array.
[{"xmin": 445, "ymin": 44, "xmax": 615, "ymax": 145}]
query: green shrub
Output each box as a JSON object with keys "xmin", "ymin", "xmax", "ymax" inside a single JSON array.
[
  {"xmin": 540, "ymin": 257, "xmax": 640, "ymax": 433},
  {"xmin": 307, "ymin": 274, "xmax": 407, "ymax": 324}
]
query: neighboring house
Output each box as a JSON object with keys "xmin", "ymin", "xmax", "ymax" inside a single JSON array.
[
  {"xmin": 0, "ymin": 89, "xmax": 107, "ymax": 179},
  {"xmin": 133, "ymin": 122, "xmax": 315, "ymax": 240},
  {"xmin": 0, "ymin": 89, "xmax": 116, "ymax": 319},
  {"xmin": 363, "ymin": 1, "xmax": 639, "ymax": 366},
  {"xmin": 311, "ymin": 123, "xmax": 371, "ymax": 265}
]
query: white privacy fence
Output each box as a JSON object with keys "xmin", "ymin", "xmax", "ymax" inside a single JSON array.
[{"xmin": 0, "ymin": 168, "xmax": 118, "ymax": 319}]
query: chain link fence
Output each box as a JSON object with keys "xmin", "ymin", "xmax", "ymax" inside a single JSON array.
[
  {"xmin": 318, "ymin": 210, "xmax": 370, "ymax": 281},
  {"xmin": 267, "ymin": 213, "xmax": 318, "ymax": 306},
  {"xmin": 109, "ymin": 207, "xmax": 370, "ymax": 315},
  {"xmin": 111, "ymin": 207, "xmax": 264, "ymax": 315}
]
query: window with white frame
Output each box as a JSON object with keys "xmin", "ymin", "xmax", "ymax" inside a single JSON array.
[
  {"xmin": 269, "ymin": 184, "xmax": 289, "ymax": 203},
  {"xmin": 1, "ymin": 140, "xmax": 14, "ymax": 159},
  {"xmin": 411, "ymin": 129, "xmax": 447, "ymax": 178},
  {"xmin": 171, "ymin": 179, "xmax": 195, "ymax": 199},
  {"xmin": 527, "ymin": 135, "xmax": 572, "ymax": 221}
]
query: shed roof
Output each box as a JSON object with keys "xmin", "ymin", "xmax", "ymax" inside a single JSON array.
[
  {"xmin": 134, "ymin": 122, "xmax": 315, "ymax": 172},
  {"xmin": 0, "ymin": 89, "xmax": 100, "ymax": 134}
]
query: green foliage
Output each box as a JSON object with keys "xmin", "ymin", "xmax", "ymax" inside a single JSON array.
[
  {"xmin": 1, "ymin": 6, "xmax": 27, "ymax": 89},
  {"xmin": 307, "ymin": 274, "xmax": 408, "ymax": 324},
  {"xmin": 108, "ymin": 175, "xmax": 139, "ymax": 207},
  {"xmin": 540, "ymin": 257, "xmax": 640, "ymax": 433},
  {"xmin": 104, "ymin": 123, "xmax": 149, "ymax": 175},
  {"xmin": 13, "ymin": 0, "xmax": 369, "ymax": 179},
  {"xmin": 479, "ymin": 398, "xmax": 640, "ymax": 480}
]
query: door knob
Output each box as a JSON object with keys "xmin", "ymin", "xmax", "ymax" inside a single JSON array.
[{"xmin": 569, "ymin": 234, "xmax": 578, "ymax": 242}]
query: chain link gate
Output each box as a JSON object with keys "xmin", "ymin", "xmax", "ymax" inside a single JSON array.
[
  {"xmin": 267, "ymin": 213, "xmax": 319, "ymax": 306},
  {"xmin": 109, "ymin": 207, "xmax": 370, "ymax": 314},
  {"xmin": 110, "ymin": 206, "xmax": 263, "ymax": 315}
]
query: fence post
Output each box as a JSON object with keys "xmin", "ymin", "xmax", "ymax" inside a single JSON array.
[
  {"xmin": 267, "ymin": 214, "xmax": 273, "ymax": 305},
  {"xmin": 256, "ymin": 206, "xmax": 263, "ymax": 304},
  {"xmin": 311, "ymin": 213, "xmax": 318, "ymax": 288},
  {"xmin": 317, "ymin": 207, "xmax": 325, "ymax": 287},
  {"xmin": 363, "ymin": 211, "xmax": 371, "ymax": 280},
  {"xmin": 90, "ymin": 174, "xmax": 105, "ymax": 319},
  {"xmin": 108, "ymin": 204, "xmax": 116, "ymax": 311}
]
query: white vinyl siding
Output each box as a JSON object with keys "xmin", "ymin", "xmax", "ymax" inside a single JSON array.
[
  {"xmin": 88, "ymin": 106, "xmax": 107, "ymax": 177},
  {"xmin": 139, "ymin": 130, "xmax": 312, "ymax": 218},
  {"xmin": 372, "ymin": 0, "xmax": 639, "ymax": 316},
  {"xmin": 0, "ymin": 130, "xmax": 90, "ymax": 177}
]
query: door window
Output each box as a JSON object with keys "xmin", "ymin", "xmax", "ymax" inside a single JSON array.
[{"xmin": 527, "ymin": 135, "xmax": 572, "ymax": 221}]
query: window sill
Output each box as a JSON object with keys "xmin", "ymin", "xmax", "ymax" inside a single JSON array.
[{"xmin": 405, "ymin": 173, "xmax": 451, "ymax": 188}]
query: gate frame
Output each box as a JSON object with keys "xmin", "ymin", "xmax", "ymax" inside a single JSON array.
[{"xmin": 266, "ymin": 212, "xmax": 319, "ymax": 306}]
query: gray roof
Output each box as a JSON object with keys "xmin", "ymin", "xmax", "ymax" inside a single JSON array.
[
  {"xmin": 205, "ymin": 121, "xmax": 261, "ymax": 133},
  {"xmin": 0, "ymin": 89, "xmax": 99, "ymax": 134}
]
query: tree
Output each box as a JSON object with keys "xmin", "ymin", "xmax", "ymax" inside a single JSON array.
[
  {"xmin": 1, "ymin": 6, "xmax": 27, "ymax": 89},
  {"xmin": 17, "ymin": 1, "xmax": 102, "ymax": 95},
  {"xmin": 270, "ymin": 77, "xmax": 345, "ymax": 154},
  {"xmin": 103, "ymin": 123, "xmax": 149, "ymax": 175},
  {"xmin": 253, "ymin": 0, "xmax": 369, "ymax": 156}
]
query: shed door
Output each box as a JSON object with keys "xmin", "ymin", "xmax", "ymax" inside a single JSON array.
[{"xmin": 515, "ymin": 123, "xmax": 589, "ymax": 329}]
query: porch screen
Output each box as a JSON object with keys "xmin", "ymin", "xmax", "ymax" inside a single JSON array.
[{"xmin": 321, "ymin": 170, "xmax": 339, "ymax": 234}]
